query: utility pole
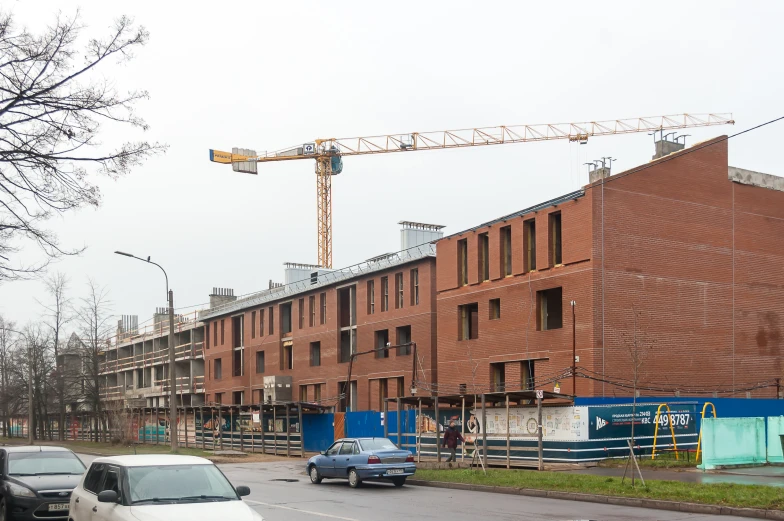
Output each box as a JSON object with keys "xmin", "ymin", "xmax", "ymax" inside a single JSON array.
[
  {"xmin": 168, "ymin": 289, "xmax": 178, "ymax": 451},
  {"xmin": 28, "ymin": 337, "xmax": 33, "ymax": 444},
  {"xmin": 114, "ymin": 251, "xmax": 178, "ymax": 451},
  {"xmin": 571, "ymin": 300, "xmax": 577, "ymax": 396}
]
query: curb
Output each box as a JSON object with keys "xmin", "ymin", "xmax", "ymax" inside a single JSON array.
[{"xmin": 407, "ymin": 480, "xmax": 784, "ymax": 520}]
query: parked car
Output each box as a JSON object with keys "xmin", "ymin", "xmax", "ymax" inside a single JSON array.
[
  {"xmin": 0, "ymin": 445, "xmax": 86, "ymax": 521},
  {"xmin": 69, "ymin": 454, "xmax": 262, "ymax": 521},
  {"xmin": 307, "ymin": 437, "xmax": 416, "ymax": 488}
]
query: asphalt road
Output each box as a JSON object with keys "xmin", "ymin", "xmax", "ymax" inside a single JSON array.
[{"xmin": 78, "ymin": 455, "xmax": 758, "ymax": 521}]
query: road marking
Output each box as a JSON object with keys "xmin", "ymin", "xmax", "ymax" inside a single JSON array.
[{"xmin": 244, "ymin": 499, "xmax": 361, "ymax": 521}]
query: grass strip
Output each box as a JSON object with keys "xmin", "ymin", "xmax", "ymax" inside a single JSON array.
[{"xmin": 414, "ymin": 468, "xmax": 784, "ymax": 510}]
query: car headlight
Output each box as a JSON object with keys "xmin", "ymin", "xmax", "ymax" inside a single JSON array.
[{"xmin": 8, "ymin": 482, "xmax": 36, "ymax": 497}]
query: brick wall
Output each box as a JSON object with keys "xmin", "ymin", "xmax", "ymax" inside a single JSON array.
[{"xmin": 204, "ymin": 257, "xmax": 437, "ymax": 410}]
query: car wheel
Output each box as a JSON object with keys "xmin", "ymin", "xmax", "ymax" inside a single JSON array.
[
  {"xmin": 309, "ymin": 465, "xmax": 323, "ymax": 484},
  {"xmin": 392, "ymin": 477, "xmax": 406, "ymax": 487},
  {"xmin": 348, "ymin": 469, "xmax": 362, "ymax": 488}
]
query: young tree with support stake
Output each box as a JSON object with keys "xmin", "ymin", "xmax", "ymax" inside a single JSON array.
[{"xmin": 0, "ymin": 11, "xmax": 166, "ymax": 281}]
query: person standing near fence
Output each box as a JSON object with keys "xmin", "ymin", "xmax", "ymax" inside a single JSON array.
[{"xmin": 442, "ymin": 421, "xmax": 464, "ymax": 463}]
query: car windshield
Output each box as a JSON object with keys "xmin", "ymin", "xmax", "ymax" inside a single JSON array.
[
  {"xmin": 127, "ymin": 464, "xmax": 238, "ymax": 504},
  {"xmin": 8, "ymin": 451, "xmax": 85, "ymax": 476},
  {"xmin": 358, "ymin": 438, "xmax": 398, "ymax": 451}
]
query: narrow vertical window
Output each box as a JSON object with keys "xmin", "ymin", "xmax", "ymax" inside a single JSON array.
[
  {"xmin": 367, "ymin": 280, "xmax": 375, "ymax": 315},
  {"xmin": 251, "ymin": 311, "xmax": 256, "ymax": 339},
  {"xmin": 381, "ymin": 276, "xmax": 389, "ymax": 312},
  {"xmin": 501, "ymin": 225, "xmax": 512, "ymax": 276},
  {"xmin": 524, "ymin": 219, "xmax": 537, "ymax": 272},
  {"xmin": 298, "ymin": 298, "xmax": 305, "ymax": 329},
  {"xmin": 395, "ymin": 272, "xmax": 404, "ymax": 309},
  {"xmin": 320, "ymin": 292, "xmax": 327, "ymax": 324},
  {"xmin": 410, "ymin": 268, "xmax": 419, "ymax": 306},
  {"xmin": 549, "ymin": 212, "xmax": 562, "ymax": 266},
  {"xmin": 309, "ymin": 296, "xmax": 316, "ymax": 327},
  {"xmin": 458, "ymin": 239, "xmax": 468, "ymax": 286},
  {"xmin": 268, "ymin": 306, "xmax": 274, "ymax": 335},
  {"xmin": 479, "ymin": 232, "xmax": 489, "ymax": 281}
]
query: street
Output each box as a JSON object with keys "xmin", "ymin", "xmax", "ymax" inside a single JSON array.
[{"xmin": 78, "ymin": 455, "xmax": 757, "ymax": 521}]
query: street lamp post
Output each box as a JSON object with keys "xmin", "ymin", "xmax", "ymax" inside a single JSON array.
[
  {"xmin": 115, "ymin": 251, "xmax": 179, "ymax": 452},
  {"xmin": 0, "ymin": 327, "xmax": 34, "ymax": 444}
]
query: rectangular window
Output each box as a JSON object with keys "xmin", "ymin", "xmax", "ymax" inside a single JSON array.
[
  {"xmin": 251, "ymin": 311, "xmax": 256, "ymax": 339},
  {"xmin": 233, "ymin": 390, "xmax": 243, "ymax": 405},
  {"xmin": 339, "ymin": 330, "xmax": 355, "ymax": 363},
  {"xmin": 232, "ymin": 315, "xmax": 243, "ymax": 348},
  {"xmin": 367, "ymin": 280, "xmax": 375, "ymax": 315},
  {"xmin": 314, "ymin": 384, "xmax": 322, "ymax": 403},
  {"xmin": 491, "ymin": 363, "xmax": 506, "ymax": 392},
  {"xmin": 232, "ymin": 349, "xmax": 243, "ymax": 377},
  {"xmin": 298, "ymin": 298, "xmax": 305, "ymax": 329},
  {"xmin": 537, "ymin": 287, "xmax": 563, "ymax": 330},
  {"xmin": 300, "ymin": 385, "xmax": 308, "ymax": 403},
  {"xmin": 395, "ymin": 272, "xmax": 404, "ymax": 309},
  {"xmin": 259, "ymin": 309, "xmax": 264, "ymax": 337},
  {"xmin": 410, "ymin": 269, "xmax": 419, "ymax": 306},
  {"xmin": 479, "ymin": 233, "xmax": 489, "ymax": 282},
  {"xmin": 490, "ymin": 298, "xmax": 501, "ymax": 320},
  {"xmin": 215, "ymin": 392, "xmax": 222, "ymax": 405},
  {"xmin": 549, "ymin": 212, "xmax": 562, "ymax": 266},
  {"xmin": 320, "ymin": 292, "xmax": 327, "ymax": 325},
  {"xmin": 206, "ymin": 324, "xmax": 210, "ymax": 350},
  {"xmin": 256, "ymin": 351, "xmax": 265, "ymax": 374},
  {"xmin": 282, "ymin": 343, "xmax": 293, "ymax": 370},
  {"xmin": 378, "ymin": 379, "xmax": 388, "ymax": 412},
  {"xmin": 375, "ymin": 329, "xmax": 389, "ymax": 359},
  {"xmin": 397, "ymin": 377, "xmax": 405, "ymax": 398},
  {"xmin": 501, "ymin": 225, "xmax": 512, "ymax": 276},
  {"xmin": 396, "ymin": 325, "xmax": 411, "ymax": 356},
  {"xmin": 309, "ymin": 296, "xmax": 316, "ymax": 327},
  {"xmin": 459, "ymin": 303, "xmax": 479, "ymax": 340},
  {"xmin": 381, "ymin": 277, "xmax": 389, "ymax": 311},
  {"xmin": 281, "ymin": 302, "xmax": 292, "ymax": 336},
  {"xmin": 213, "ymin": 321, "xmax": 218, "ymax": 347},
  {"xmin": 524, "ymin": 219, "xmax": 536, "ymax": 272},
  {"xmin": 457, "ymin": 239, "xmax": 468, "ymax": 286},
  {"xmin": 214, "ymin": 358, "xmax": 222, "ymax": 380},
  {"xmin": 220, "ymin": 319, "xmax": 225, "ymax": 345},
  {"xmin": 269, "ymin": 306, "xmax": 274, "ymax": 335},
  {"xmin": 310, "ymin": 341, "xmax": 321, "ymax": 367}
]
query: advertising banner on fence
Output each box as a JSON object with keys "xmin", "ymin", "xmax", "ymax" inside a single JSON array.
[
  {"xmin": 587, "ymin": 403, "xmax": 697, "ymax": 440},
  {"xmin": 472, "ymin": 406, "xmax": 589, "ymax": 441}
]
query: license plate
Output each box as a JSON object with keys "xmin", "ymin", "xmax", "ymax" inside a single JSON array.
[
  {"xmin": 386, "ymin": 469, "xmax": 404, "ymax": 475},
  {"xmin": 49, "ymin": 504, "xmax": 69, "ymax": 512}
]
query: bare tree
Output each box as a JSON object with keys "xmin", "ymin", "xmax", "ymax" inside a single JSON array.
[
  {"xmin": 39, "ymin": 272, "xmax": 72, "ymax": 440},
  {"xmin": 75, "ymin": 279, "xmax": 113, "ymax": 442},
  {"xmin": 621, "ymin": 305, "xmax": 655, "ymax": 487},
  {"xmin": 0, "ymin": 315, "xmax": 19, "ymax": 436},
  {"xmin": 0, "ymin": 11, "xmax": 166, "ymax": 281}
]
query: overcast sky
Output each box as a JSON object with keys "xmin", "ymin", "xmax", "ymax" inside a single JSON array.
[{"xmin": 1, "ymin": 0, "xmax": 782, "ymax": 333}]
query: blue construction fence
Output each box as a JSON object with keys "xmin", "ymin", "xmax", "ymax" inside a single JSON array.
[{"xmin": 302, "ymin": 410, "xmax": 418, "ymax": 453}]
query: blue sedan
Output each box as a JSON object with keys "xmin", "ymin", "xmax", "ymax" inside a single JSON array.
[{"xmin": 307, "ymin": 437, "xmax": 416, "ymax": 488}]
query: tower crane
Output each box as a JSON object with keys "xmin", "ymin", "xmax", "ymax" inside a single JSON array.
[{"xmin": 209, "ymin": 113, "xmax": 733, "ymax": 268}]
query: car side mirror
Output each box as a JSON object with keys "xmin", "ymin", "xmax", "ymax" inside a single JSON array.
[
  {"xmin": 320, "ymin": 451, "xmax": 326, "ymax": 456},
  {"xmin": 235, "ymin": 486, "xmax": 250, "ymax": 497},
  {"xmin": 97, "ymin": 490, "xmax": 119, "ymax": 503}
]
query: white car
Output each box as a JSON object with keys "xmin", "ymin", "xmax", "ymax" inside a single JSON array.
[{"xmin": 68, "ymin": 455, "xmax": 262, "ymax": 521}]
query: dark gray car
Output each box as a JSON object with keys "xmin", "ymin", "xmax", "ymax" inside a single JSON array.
[{"xmin": 0, "ymin": 446, "xmax": 86, "ymax": 521}]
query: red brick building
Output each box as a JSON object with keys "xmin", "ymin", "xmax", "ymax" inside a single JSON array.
[
  {"xmin": 435, "ymin": 136, "xmax": 784, "ymax": 398},
  {"xmin": 199, "ymin": 226, "xmax": 440, "ymax": 412}
]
